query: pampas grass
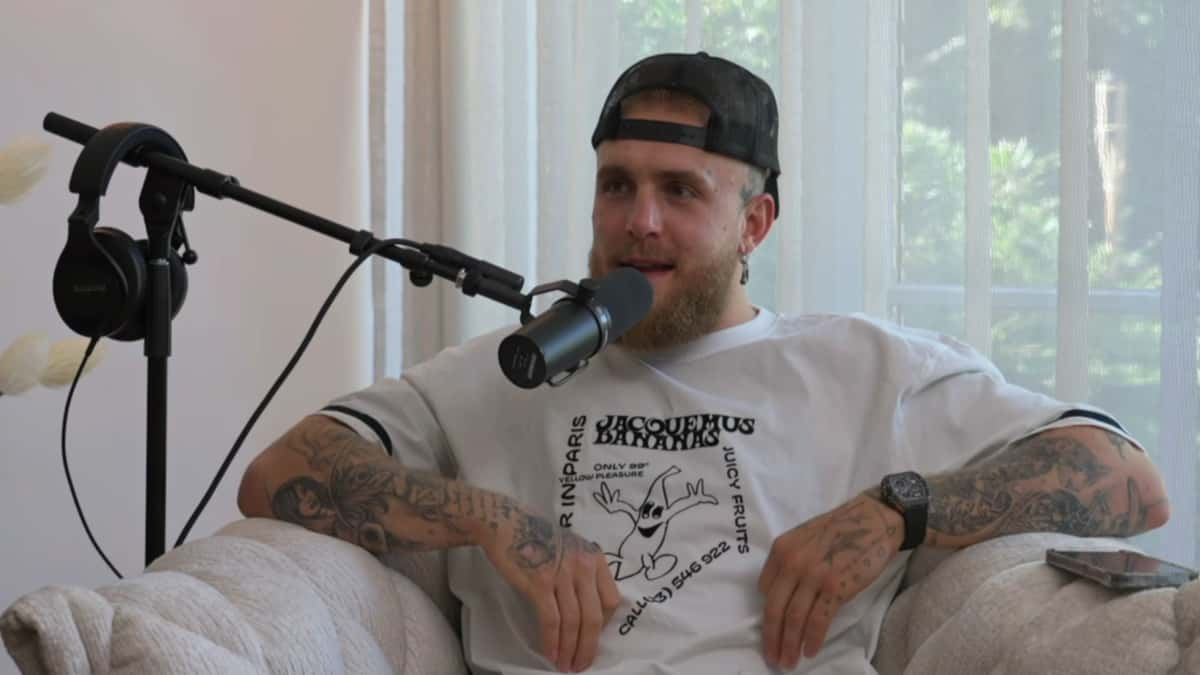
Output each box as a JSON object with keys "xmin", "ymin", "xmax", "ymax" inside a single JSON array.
[
  {"xmin": 0, "ymin": 332, "xmax": 50, "ymax": 395},
  {"xmin": 39, "ymin": 337, "xmax": 106, "ymax": 388},
  {"xmin": 0, "ymin": 333, "xmax": 108, "ymax": 396},
  {"xmin": 0, "ymin": 135, "xmax": 52, "ymax": 204},
  {"xmin": 0, "ymin": 132, "xmax": 107, "ymax": 397}
]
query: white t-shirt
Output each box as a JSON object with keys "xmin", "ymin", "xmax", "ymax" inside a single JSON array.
[{"xmin": 322, "ymin": 310, "xmax": 1133, "ymax": 674}]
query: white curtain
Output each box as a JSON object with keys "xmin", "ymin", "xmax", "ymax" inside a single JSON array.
[{"xmin": 370, "ymin": 0, "xmax": 1199, "ymax": 565}]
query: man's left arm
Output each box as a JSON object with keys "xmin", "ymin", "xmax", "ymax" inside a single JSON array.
[
  {"xmin": 921, "ymin": 424, "xmax": 1169, "ymax": 548},
  {"xmin": 758, "ymin": 425, "xmax": 1170, "ymax": 669}
]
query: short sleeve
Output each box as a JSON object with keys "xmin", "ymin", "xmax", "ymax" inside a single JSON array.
[
  {"xmin": 899, "ymin": 338, "xmax": 1141, "ymax": 474},
  {"xmin": 318, "ymin": 375, "xmax": 458, "ymax": 478}
]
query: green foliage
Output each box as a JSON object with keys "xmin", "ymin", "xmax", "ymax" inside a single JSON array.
[
  {"xmin": 617, "ymin": 0, "xmax": 778, "ymax": 84},
  {"xmin": 900, "ymin": 114, "xmax": 1167, "ymax": 457},
  {"xmin": 700, "ymin": 0, "xmax": 778, "ymax": 79},
  {"xmin": 901, "ymin": 116, "xmax": 1161, "ymax": 290},
  {"xmin": 617, "ymin": 0, "xmax": 685, "ymax": 64},
  {"xmin": 899, "ymin": 121, "xmax": 965, "ymax": 286}
]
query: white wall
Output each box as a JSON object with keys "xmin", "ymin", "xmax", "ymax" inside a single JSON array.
[{"xmin": 0, "ymin": 3, "xmax": 371, "ymax": 672}]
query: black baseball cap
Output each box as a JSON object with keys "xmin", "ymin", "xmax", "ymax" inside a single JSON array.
[{"xmin": 591, "ymin": 51, "xmax": 781, "ymax": 212}]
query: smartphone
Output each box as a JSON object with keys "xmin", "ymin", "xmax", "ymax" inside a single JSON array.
[{"xmin": 1045, "ymin": 548, "xmax": 1199, "ymax": 591}]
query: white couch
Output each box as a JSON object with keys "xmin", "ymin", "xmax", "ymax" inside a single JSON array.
[{"xmin": 3, "ymin": 518, "xmax": 1198, "ymax": 674}]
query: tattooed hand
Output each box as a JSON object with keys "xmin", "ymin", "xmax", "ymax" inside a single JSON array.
[
  {"xmin": 480, "ymin": 511, "xmax": 621, "ymax": 673},
  {"xmin": 756, "ymin": 495, "xmax": 903, "ymax": 669}
]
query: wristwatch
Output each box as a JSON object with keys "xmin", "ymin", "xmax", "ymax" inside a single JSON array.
[{"xmin": 879, "ymin": 471, "xmax": 929, "ymax": 551}]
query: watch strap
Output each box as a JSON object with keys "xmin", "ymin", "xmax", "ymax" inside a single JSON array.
[
  {"xmin": 897, "ymin": 499, "xmax": 927, "ymax": 551},
  {"xmin": 881, "ymin": 472, "xmax": 928, "ymax": 551}
]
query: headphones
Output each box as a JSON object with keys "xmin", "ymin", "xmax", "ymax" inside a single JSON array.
[{"xmin": 53, "ymin": 123, "xmax": 195, "ymax": 341}]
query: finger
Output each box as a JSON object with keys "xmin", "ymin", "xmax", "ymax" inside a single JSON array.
[
  {"xmin": 778, "ymin": 578, "xmax": 819, "ymax": 670},
  {"xmin": 597, "ymin": 559, "xmax": 622, "ymax": 625},
  {"xmin": 760, "ymin": 569, "xmax": 800, "ymax": 666},
  {"xmin": 802, "ymin": 585, "xmax": 841, "ymax": 659},
  {"xmin": 757, "ymin": 550, "xmax": 781, "ymax": 595},
  {"xmin": 555, "ymin": 574, "xmax": 581, "ymax": 672},
  {"xmin": 573, "ymin": 570, "xmax": 603, "ymax": 672},
  {"xmin": 533, "ymin": 591, "xmax": 561, "ymax": 667}
]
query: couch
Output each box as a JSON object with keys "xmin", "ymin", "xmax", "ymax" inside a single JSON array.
[{"xmin": 3, "ymin": 518, "xmax": 1198, "ymax": 674}]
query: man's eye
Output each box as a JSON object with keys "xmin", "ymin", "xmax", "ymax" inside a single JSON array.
[
  {"xmin": 600, "ymin": 179, "xmax": 630, "ymax": 195},
  {"xmin": 668, "ymin": 182, "xmax": 698, "ymax": 199}
]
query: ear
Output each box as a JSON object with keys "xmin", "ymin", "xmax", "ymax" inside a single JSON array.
[{"xmin": 739, "ymin": 191, "xmax": 776, "ymax": 255}]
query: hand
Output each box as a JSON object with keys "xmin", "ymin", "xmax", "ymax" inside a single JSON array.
[
  {"xmin": 480, "ymin": 509, "xmax": 621, "ymax": 672},
  {"xmin": 756, "ymin": 494, "xmax": 904, "ymax": 669}
]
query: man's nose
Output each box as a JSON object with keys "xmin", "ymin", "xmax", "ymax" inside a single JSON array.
[{"xmin": 626, "ymin": 188, "xmax": 662, "ymax": 238}]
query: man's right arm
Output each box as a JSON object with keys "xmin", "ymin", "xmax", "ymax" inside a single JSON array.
[
  {"xmin": 238, "ymin": 414, "xmax": 620, "ymax": 673},
  {"xmin": 239, "ymin": 414, "xmax": 511, "ymax": 555}
]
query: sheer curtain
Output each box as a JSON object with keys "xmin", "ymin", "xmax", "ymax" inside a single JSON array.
[{"xmin": 370, "ymin": 0, "xmax": 1199, "ymax": 565}]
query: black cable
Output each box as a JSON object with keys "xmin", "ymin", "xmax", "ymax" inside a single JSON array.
[
  {"xmin": 62, "ymin": 337, "xmax": 123, "ymax": 579},
  {"xmin": 173, "ymin": 237, "xmax": 414, "ymax": 547}
]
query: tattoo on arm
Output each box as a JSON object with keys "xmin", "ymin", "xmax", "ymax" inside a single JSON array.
[
  {"xmin": 268, "ymin": 421, "xmax": 498, "ymax": 556},
  {"xmin": 508, "ymin": 513, "xmax": 600, "ymax": 571},
  {"xmin": 510, "ymin": 513, "xmax": 558, "ymax": 569},
  {"xmin": 1104, "ymin": 431, "xmax": 1135, "ymax": 461},
  {"xmin": 926, "ymin": 433, "xmax": 1164, "ymax": 544},
  {"xmin": 817, "ymin": 498, "xmax": 900, "ymax": 577}
]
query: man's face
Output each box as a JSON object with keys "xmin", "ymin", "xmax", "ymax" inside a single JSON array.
[{"xmin": 589, "ymin": 103, "xmax": 752, "ymax": 351}]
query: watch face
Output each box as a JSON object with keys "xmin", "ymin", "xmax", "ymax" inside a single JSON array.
[{"xmin": 888, "ymin": 472, "xmax": 928, "ymax": 504}]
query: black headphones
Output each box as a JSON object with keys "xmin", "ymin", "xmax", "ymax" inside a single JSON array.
[{"xmin": 53, "ymin": 123, "xmax": 195, "ymax": 341}]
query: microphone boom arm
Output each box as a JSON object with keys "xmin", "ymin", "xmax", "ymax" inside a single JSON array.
[{"xmin": 43, "ymin": 112, "xmax": 528, "ymax": 311}]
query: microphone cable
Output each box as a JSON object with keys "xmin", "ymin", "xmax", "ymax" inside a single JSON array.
[
  {"xmin": 60, "ymin": 336, "xmax": 122, "ymax": 578},
  {"xmin": 61, "ymin": 237, "xmax": 418, "ymax": 575},
  {"xmin": 173, "ymin": 236, "xmax": 414, "ymax": 547}
]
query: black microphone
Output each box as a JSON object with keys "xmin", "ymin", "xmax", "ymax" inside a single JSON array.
[{"xmin": 498, "ymin": 267, "xmax": 653, "ymax": 388}]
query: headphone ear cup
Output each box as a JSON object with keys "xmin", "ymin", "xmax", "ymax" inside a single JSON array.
[
  {"xmin": 95, "ymin": 228, "xmax": 148, "ymax": 342},
  {"xmin": 53, "ymin": 226, "xmax": 145, "ymax": 339},
  {"xmin": 110, "ymin": 239, "xmax": 189, "ymax": 342}
]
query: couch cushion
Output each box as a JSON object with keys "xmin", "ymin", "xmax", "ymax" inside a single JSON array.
[
  {"xmin": 875, "ymin": 533, "xmax": 1197, "ymax": 675},
  {"xmin": 2, "ymin": 518, "xmax": 467, "ymax": 675}
]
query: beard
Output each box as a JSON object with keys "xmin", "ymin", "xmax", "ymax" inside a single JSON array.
[{"xmin": 588, "ymin": 242, "xmax": 741, "ymax": 352}]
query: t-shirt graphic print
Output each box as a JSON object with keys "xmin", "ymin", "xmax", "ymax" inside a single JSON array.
[{"xmin": 555, "ymin": 411, "xmax": 761, "ymax": 643}]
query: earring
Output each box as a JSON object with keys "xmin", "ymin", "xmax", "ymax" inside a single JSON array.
[{"xmin": 740, "ymin": 253, "xmax": 750, "ymax": 285}]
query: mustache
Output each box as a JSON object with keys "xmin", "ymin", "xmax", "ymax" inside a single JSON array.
[{"xmin": 605, "ymin": 244, "xmax": 675, "ymax": 264}]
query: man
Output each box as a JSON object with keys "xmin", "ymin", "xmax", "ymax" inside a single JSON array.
[{"xmin": 238, "ymin": 52, "xmax": 1169, "ymax": 674}]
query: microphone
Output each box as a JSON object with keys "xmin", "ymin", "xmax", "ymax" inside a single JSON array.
[{"xmin": 498, "ymin": 267, "xmax": 652, "ymax": 388}]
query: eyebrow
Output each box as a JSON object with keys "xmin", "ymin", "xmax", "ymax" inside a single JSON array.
[{"xmin": 596, "ymin": 164, "xmax": 715, "ymax": 189}]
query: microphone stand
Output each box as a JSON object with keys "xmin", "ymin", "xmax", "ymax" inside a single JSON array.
[
  {"xmin": 44, "ymin": 112, "xmax": 530, "ymax": 567},
  {"xmin": 137, "ymin": 167, "xmax": 190, "ymax": 567}
]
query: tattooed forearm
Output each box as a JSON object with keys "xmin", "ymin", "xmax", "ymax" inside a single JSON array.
[
  {"xmin": 989, "ymin": 478, "xmax": 1163, "ymax": 537},
  {"xmin": 263, "ymin": 417, "xmax": 521, "ymax": 556},
  {"xmin": 924, "ymin": 429, "xmax": 1168, "ymax": 548}
]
